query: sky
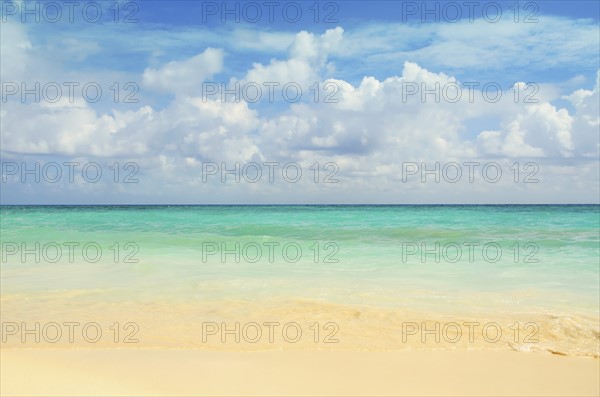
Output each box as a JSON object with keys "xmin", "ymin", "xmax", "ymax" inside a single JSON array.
[{"xmin": 0, "ymin": 0, "xmax": 599, "ymax": 204}]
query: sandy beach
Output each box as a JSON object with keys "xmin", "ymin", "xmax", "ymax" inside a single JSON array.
[
  {"xmin": 2, "ymin": 206, "xmax": 598, "ymax": 395},
  {"xmin": 1, "ymin": 348, "xmax": 598, "ymax": 396}
]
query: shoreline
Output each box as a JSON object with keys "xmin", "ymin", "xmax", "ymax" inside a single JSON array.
[{"xmin": 3, "ymin": 298, "xmax": 598, "ymax": 357}]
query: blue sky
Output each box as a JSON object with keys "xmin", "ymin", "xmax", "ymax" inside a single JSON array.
[{"xmin": 1, "ymin": 1, "xmax": 599, "ymax": 204}]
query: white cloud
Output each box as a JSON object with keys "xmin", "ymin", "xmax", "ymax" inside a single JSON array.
[
  {"xmin": 330, "ymin": 16, "xmax": 599, "ymax": 74},
  {"xmin": 142, "ymin": 48, "xmax": 224, "ymax": 95},
  {"xmin": 240, "ymin": 27, "xmax": 343, "ymax": 88},
  {"xmin": 2, "ymin": 19, "xmax": 599, "ymax": 203},
  {"xmin": 0, "ymin": 101, "xmax": 154, "ymax": 157},
  {"xmin": 477, "ymin": 103, "xmax": 574, "ymax": 158},
  {"xmin": 0, "ymin": 20, "xmax": 35, "ymax": 82},
  {"xmin": 563, "ymin": 71, "xmax": 600, "ymax": 158}
]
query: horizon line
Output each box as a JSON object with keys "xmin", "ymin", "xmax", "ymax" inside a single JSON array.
[{"xmin": 1, "ymin": 203, "xmax": 599, "ymax": 207}]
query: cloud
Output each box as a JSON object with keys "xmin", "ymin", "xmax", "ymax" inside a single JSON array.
[
  {"xmin": 239, "ymin": 27, "xmax": 343, "ymax": 88},
  {"xmin": 476, "ymin": 102, "xmax": 574, "ymax": 158},
  {"xmin": 0, "ymin": 20, "xmax": 35, "ymax": 82},
  {"xmin": 331, "ymin": 16, "xmax": 600, "ymax": 76},
  {"xmin": 0, "ymin": 101, "xmax": 154, "ymax": 157},
  {"xmin": 1, "ymin": 18, "xmax": 598, "ymax": 203},
  {"xmin": 563, "ymin": 71, "xmax": 600, "ymax": 158},
  {"xmin": 142, "ymin": 48, "xmax": 224, "ymax": 96},
  {"xmin": 3, "ymin": 59, "xmax": 597, "ymax": 166},
  {"xmin": 476, "ymin": 75, "xmax": 600, "ymax": 159}
]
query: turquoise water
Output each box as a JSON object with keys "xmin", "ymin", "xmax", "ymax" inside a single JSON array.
[{"xmin": 1, "ymin": 205, "xmax": 599, "ymax": 316}]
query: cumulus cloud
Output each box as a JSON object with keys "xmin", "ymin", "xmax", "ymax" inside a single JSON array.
[
  {"xmin": 240, "ymin": 27, "xmax": 343, "ymax": 88},
  {"xmin": 1, "ymin": 18, "xmax": 598, "ymax": 203},
  {"xmin": 142, "ymin": 48, "xmax": 224, "ymax": 96},
  {"xmin": 476, "ymin": 102, "xmax": 574, "ymax": 158},
  {"xmin": 563, "ymin": 71, "xmax": 600, "ymax": 158},
  {"xmin": 0, "ymin": 101, "xmax": 154, "ymax": 157}
]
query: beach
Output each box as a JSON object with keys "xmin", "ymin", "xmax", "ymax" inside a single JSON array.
[
  {"xmin": 1, "ymin": 205, "xmax": 599, "ymax": 395},
  {"xmin": 2, "ymin": 349, "xmax": 599, "ymax": 396}
]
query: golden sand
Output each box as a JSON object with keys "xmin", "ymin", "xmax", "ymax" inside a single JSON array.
[{"xmin": 1, "ymin": 349, "xmax": 598, "ymax": 396}]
